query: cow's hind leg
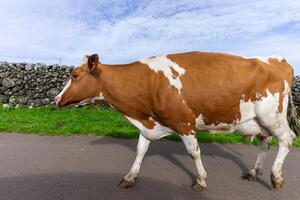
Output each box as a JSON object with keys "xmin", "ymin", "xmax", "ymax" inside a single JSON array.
[
  {"xmin": 119, "ymin": 134, "xmax": 150, "ymax": 188},
  {"xmin": 269, "ymin": 126, "xmax": 295, "ymax": 189},
  {"xmin": 242, "ymin": 135, "xmax": 272, "ymax": 181},
  {"xmin": 256, "ymin": 114, "xmax": 296, "ymax": 189},
  {"xmin": 181, "ymin": 135, "xmax": 207, "ymax": 191}
]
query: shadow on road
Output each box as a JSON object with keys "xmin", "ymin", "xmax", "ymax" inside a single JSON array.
[
  {"xmin": 90, "ymin": 137, "xmax": 271, "ymax": 190},
  {"xmin": 0, "ymin": 173, "xmax": 210, "ymax": 200}
]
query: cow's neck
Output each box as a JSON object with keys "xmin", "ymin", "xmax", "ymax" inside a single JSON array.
[{"xmin": 99, "ymin": 63, "xmax": 146, "ymax": 117}]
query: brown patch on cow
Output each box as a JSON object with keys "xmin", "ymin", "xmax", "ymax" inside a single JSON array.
[
  {"xmin": 170, "ymin": 67, "xmax": 179, "ymax": 78},
  {"xmin": 278, "ymin": 93, "xmax": 284, "ymax": 113},
  {"xmin": 143, "ymin": 118, "xmax": 156, "ymax": 129}
]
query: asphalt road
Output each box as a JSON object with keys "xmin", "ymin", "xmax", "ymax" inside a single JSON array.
[{"xmin": 0, "ymin": 133, "xmax": 299, "ymax": 200}]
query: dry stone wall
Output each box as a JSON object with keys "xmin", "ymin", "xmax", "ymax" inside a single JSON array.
[{"xmin": 0, "ymin": 61, "xmax": 72, "ymax": 106}]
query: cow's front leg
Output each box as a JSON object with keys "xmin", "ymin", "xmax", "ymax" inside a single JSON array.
[
  {"xmin": 242, "ymin": 135, "xmax": 272, "ymax": 181},
  {"xmin": 119, "ymin": 134, "xmax": 150, "ymax": 188},
  {"xmin": 181, "ymin": 135, "xmax": 207, "ymax": 191}
]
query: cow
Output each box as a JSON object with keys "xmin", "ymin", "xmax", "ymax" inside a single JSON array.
[{"xmin": 54, "ymin": 51, "xmax": 299, "ymax": 191}]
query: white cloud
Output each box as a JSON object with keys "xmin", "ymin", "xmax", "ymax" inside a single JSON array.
[{"xmin": 0, "ymin": 0, "xmax": 300, "ymax": 74}]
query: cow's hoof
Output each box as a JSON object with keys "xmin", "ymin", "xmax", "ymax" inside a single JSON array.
[
  {"xmin": 271, "ymin": 174, "xmax": 284, "ymax": 190},
  {"xmin": 119, "ymin": 179, "xmax": 135, "ymax": 188},
  {"xmin": 191, "ymin": 181, "xmax": 207, "ymax": 191},
  {"xmin": 241, "ymin": 173, "xmax": 256, "ymax": 181}
]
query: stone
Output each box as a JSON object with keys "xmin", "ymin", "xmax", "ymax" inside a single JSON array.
[
  {"xmin": 47, "ymin": 88, "xmax": 60, "ymax": 99},
  {"xmin": 16, "ymin": 96, "xmax": 28, "ymax": 104},
  {"xmin": 9, "ymin": 96, "xmax": 17, "ymax": 105},
  {"xmin": 42, "ymin": 98, "xmax": 50, "ymax": 104},
  {"xmin": 2, "ymin": 78, "xmax": 15, "ymax": 88},
  {"xmin": 0, "ymin": 95, "xmax": 9, "ymax": 103},
  {"xmin": 25, "ymin": 64, "xmax": 34, "ymax": 71},
  {"xmin": 32, "ymin": 99, "xmax": 42, "ymax": 106},
  {"xmin": 2, "ymin": 104, "xmax": 10, "ymax": 108}
]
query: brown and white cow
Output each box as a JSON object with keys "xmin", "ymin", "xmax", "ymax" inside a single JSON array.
[{"xmin": 55, "ymin": 51, "xmax": 299, "ymax": 191}]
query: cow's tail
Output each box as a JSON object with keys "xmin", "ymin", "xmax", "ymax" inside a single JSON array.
[{"xmin": 287, "ymin": 92, "xmax": 300, "ymax": 136}]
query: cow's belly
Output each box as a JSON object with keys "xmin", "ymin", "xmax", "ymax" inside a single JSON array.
[
  {"xmin": 195, "ymin": 118, "xmax": 267, "ymax": 136},
  {"xmin": 194, "ymin": 95, "xmax": 268, "ymax": 135},
  {"xmin": 234, "ymin": 119, "xmax": 269, "ymax": 136},
  {"xmin": 125, "ymin": 116, "xmax": 172, "ymax": 141}
]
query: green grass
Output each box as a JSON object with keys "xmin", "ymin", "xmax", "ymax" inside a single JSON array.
[{"xmin": 1, "ymin": 105, "xmax": 300, "ymax": 147}]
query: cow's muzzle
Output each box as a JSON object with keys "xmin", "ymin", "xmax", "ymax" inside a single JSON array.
[{"xmin": 54, "ymin": 96, "xmax": 62, "ymax": 106}]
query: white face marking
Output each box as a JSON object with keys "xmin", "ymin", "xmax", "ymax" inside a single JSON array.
[
  {"xmin": 244, "ymin": 55, "xmax": 284, "ymax": 64},
  {"xmin": 126, "ymin": 116, "xmax": 172, "ymax": 141},
  {"xmin": 140, "ymin": 55, "xmax": 185, "ymax": 91},
  {"xmin": 56, "ymin": 62, "xmax": 82, "ymax": 100},
  {"xmin": 56, "ymin": 79, "xmax": 71, "ymax": 98}
]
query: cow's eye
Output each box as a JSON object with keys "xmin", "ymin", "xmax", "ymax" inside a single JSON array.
[{"xmin": 72, "ymin": 74, "xmax": 78, "ymax": 79}]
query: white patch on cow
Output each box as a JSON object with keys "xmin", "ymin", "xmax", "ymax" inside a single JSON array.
[
  {"xmin": 56, "ymin": 79, "xmax": 71, "ymax": 98},
  {"xmin": 239, "ymin": 99, "xmax": 256, "ymax": 121},
  {"xmin": 271, "ymin": 55, "xmax": 285, "ymax": 62},
  {"xmin": 235, "ymin": 98, "xmax": 268, "ymax": 135},
  {"xmin": 255, "ymin": 81, "xmax": 291, "ymax": 133},
  {"xmin": 140, "ymin": 55, "xmax": 185, "ymax": 91},
  {"xmin": 244, "ymin": 55, "xmax": 285, "ymax": 64},
  {"xmin": 126, "ymin": 116, "xmax": 172, "ymax": 141}
]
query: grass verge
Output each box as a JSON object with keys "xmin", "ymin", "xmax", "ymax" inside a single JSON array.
[{"xmin": 1, "ymin": 105, "xmax": 299, "ymax": 147}]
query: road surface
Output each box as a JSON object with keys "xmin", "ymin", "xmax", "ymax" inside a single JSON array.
[{"xmin": 0, "ymin": 133, "xmax": 299, "ymax": 200}]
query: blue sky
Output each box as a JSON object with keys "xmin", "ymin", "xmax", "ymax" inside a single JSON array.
[{"xmin": 1, "ymin": 0, "xmax": 300, "ymax": 74}]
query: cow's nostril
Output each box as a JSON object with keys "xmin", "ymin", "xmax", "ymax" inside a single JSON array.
[{"xmin": 54, "ymin": 96, "xmax": 62, "ymax": 105}]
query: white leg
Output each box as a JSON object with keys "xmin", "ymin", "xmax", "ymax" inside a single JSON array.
[
  {"xmin": 254, "ymin": 89, "xmax": 296, "ymax": 189},
  {"xmin": 181, "ymin": 135, "xmax": 207, "ymax": 191},
  {"xmin": 242, "ymin": 136, "xmax": 272, "ymax": 181},
  {"xmin": 119, "ymin": 133, "xmax": 150, "ymax": 188},
  {"xmin": 270, "ymin": 128, "xmax": 295, "ymax": 189}
]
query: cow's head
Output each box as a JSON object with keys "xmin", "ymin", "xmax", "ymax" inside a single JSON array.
[{"xmin": 54, "ymin": 54, "xmax": 102, "ymax": 107}]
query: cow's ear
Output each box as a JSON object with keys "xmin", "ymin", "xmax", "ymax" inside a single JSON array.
[{"xmin": 87, "ymin": 54, "xmax": 99, "ymax": 72}]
